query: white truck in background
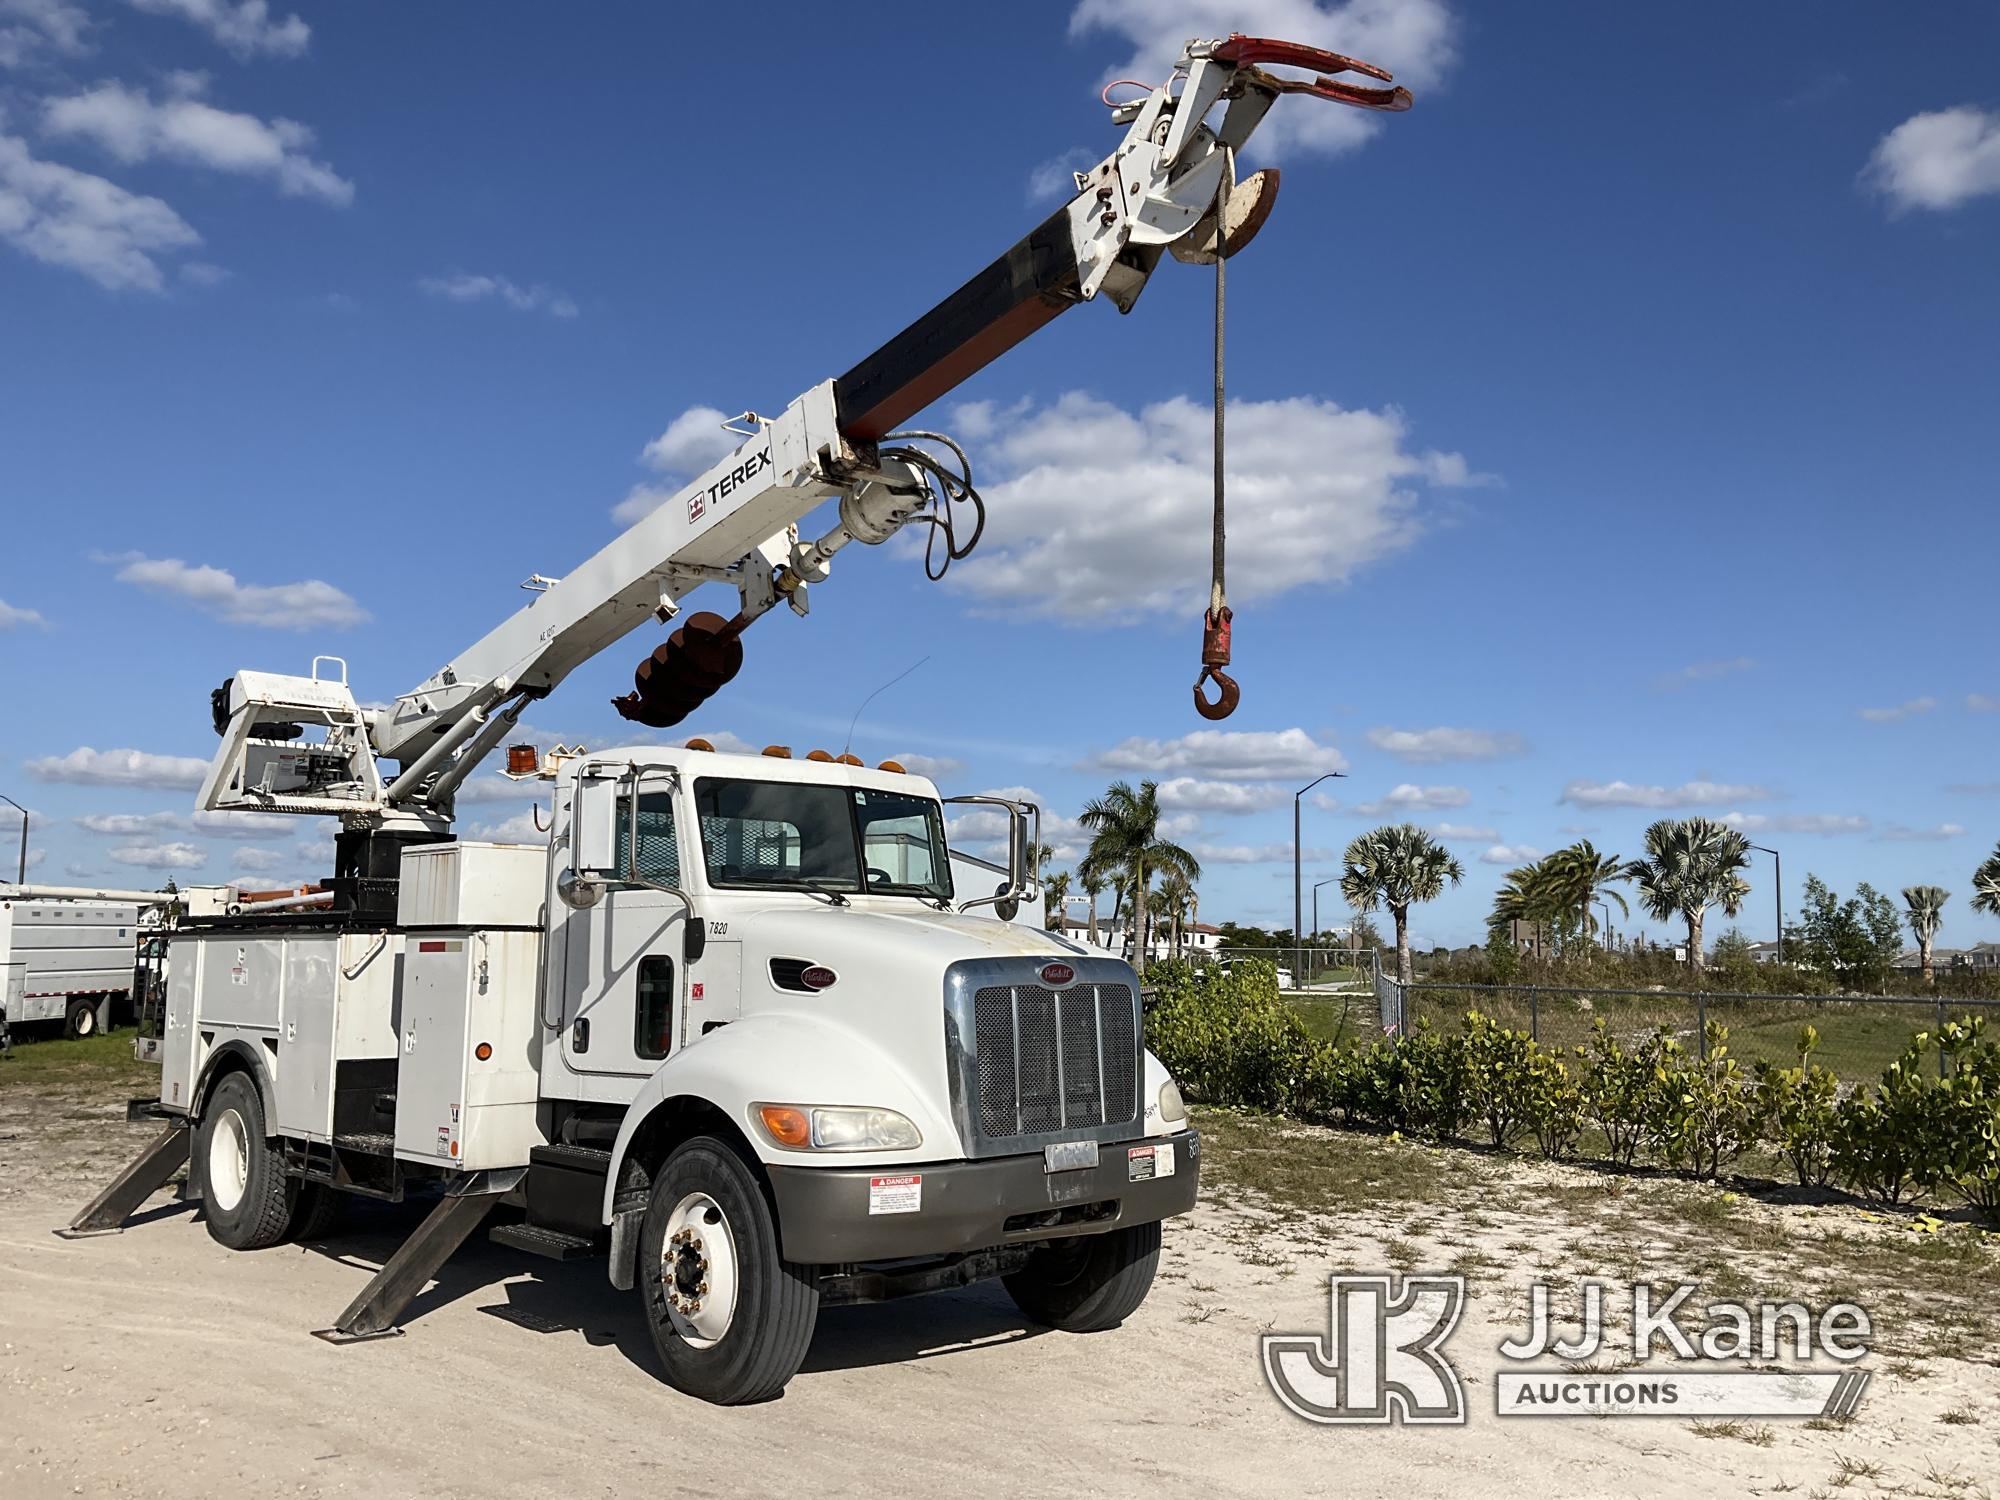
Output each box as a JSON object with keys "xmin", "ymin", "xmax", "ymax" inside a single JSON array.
[
  {"xmin": 64, "ymin": 35, "xmax": 1409, "ymax": 1403},
  {"xmin": 0, "ymin": 896, "xmax": 143, "ymax": 1038}
]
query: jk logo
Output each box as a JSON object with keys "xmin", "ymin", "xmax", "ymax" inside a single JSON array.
[{"xmin": 1262, "ymin": 1275, "xmax": 1467, "ymax": 1425}]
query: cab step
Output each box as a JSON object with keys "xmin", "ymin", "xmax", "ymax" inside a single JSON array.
[{"xmin": 489, "ymin": 1223, "xmax": 596, "ymax": 1261}]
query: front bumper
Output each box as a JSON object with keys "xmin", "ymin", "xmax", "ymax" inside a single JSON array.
[{"xmin": 766, "ymin": 1128, "xmax": 1201, "ymax": 1264}]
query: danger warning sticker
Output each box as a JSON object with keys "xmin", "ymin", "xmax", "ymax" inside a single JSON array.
[
  {"xmin": 868, "ymin": 1174, "xmax": 921, "ymax": 1215},
  {"xmin": 1128, "ymin": 1143, "xmax": 1176, "ymax": 1182}
]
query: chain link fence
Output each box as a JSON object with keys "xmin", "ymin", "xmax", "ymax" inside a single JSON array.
[{"xmin": 1371, "ymin": 972, "xmax": 2000, "ymax": 1081}]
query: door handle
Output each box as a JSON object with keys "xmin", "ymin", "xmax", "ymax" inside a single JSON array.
[{"xmin": 571, "ymin": 1017, "xmax": 590, "ymax": 1053}]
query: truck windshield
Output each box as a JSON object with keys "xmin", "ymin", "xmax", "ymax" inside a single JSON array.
[{"xmin": 692, "ymin": 778, "xmax": 953, "ymax": 900}]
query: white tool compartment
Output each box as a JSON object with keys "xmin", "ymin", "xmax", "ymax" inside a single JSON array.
[
  {"xmin": 396, "ymin": 842, "xmax": 547, "ymax": 928},
  {"xmin": 394, "ymin": 929, "xmax": 545, "ymax": 1171}
]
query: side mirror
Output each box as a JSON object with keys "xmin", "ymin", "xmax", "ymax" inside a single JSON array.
[
  {"xmin": 684, "ymin": 920, "xmax": 707, "ymax": 964},
  {"xmin": 572, "ymin": 768, "xmax": 620, "ymax": 874}
]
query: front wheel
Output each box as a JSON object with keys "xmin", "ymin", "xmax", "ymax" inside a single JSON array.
[
  {"xmin": 1004, "ymin": 1219, "xmax": 1162, "ymax": 1332},
  {"xmin": 637, "ymin": 1136, "xmax": 820, "ymax": 1405}
]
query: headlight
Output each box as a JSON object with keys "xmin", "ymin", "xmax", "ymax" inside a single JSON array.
[
  {"xmin": 1157, "ymin": 1080, "xmax": 1187, "ymax": 1126},
  {"xmin": 756, "ymin": 1104, "xmax": 921, "ymax": 1151}
]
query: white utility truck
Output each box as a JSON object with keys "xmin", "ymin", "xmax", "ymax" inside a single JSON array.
[
  {"xmin": 0, "ymin": 894, "xmax": 143, "ymax": 1038},
  {"xmin": 65, "ymin": 35, "xmax": 1411, "ymax": 1403}
]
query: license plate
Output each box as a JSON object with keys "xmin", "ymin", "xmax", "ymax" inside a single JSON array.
[{"xmin": 1043, "ymin": 1140, "xmax": 1099, "ymax": 1173}]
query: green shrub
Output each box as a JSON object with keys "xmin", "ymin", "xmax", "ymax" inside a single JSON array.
[
  {"xmin": 1143, "ymin": 958, "xmax": 1313, "ymax": 1113},
  {"xmin": 1393, "ymin": 1020, "xmax": 1471, "ymax": 1142},
  {"xmin": 1831, "ymin": 1033, "xmax": 1940, "ymax": 1207},
  {"xmin": 1580, "ymin": 1020, "xmax": 1666, "ymax": 1167},
  {"xmin": 1752, "ymin": 1024, "xmax": 1840, "ymax": 1187},
  {"xmin": 1932, "ymin": 1017, "xmax": 2000, "ymax": 1225},
  {"xmin": 1646, "ymin": 1023, "xmax": 1759, "ymax": 1180},
  {"xmin": 1518, "ymin": 1046, "xmax": 1588, "ymax": 1161},
  {"xmin": 1461, "ymin": 1011, "xmax": 1533, "ymax": 1149}
]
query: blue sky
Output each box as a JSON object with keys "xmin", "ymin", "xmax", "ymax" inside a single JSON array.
[{"xmin": 3, "ymin": 1, "xmax": 1998, "ymax": 949}]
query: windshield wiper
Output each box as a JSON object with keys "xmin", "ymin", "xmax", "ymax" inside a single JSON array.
[{"xmin": 797, "ymin": 878, "xmax": 852, "ymax": 907}]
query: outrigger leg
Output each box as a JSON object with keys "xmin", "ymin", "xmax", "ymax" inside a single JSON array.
[
  {"xmin": 311, "ymin": 1167, "xmax": 522, "ymax": 1345},
  {"xmin": 55, "ymin": 1119, "xmax": 192, "ymax": 1239}
]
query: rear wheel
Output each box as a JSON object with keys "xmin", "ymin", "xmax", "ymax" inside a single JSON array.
[
  {"xmin": 65, "ymin": 997, "xmax": 101, "ymax": 1039},
  {"xmin": 637, "ymin": 1136, "xmax": 819, "ymax": 1405},
  {"xmin": 1004, "ymin": 1220, "xmax": 1162, "ymax": 1332},
  {"xmin": 291, "ymin": 1181, "xmax": 346, "ymax": 1240},
  {"xmin": 195, "ymin": 1071, "xmax": 296, "ymax": 1250}
]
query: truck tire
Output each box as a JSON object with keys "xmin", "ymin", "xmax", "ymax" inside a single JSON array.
[
  {"xmin": 637, "ymin": 1136, "xmax": 820, "ymax": 1405},
  {"xmin": 65, "ymin": 997, "xmax": 101, "ymax": 1039},
  {"xmin": 1004, "ymin": 1219, "xmax": 1162, "ymax": 1332},
  {"xmin": 291, "ymin": 1181, "xmax": 345, "ymax": 1240},
  {"xmin": 195, "ymin": 1072, "xmax": 296, "ymax": 1251}
]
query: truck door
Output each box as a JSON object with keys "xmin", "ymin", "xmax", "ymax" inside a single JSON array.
[{"xmin": 560, "ymin": 780, "xmax": 697, "ymax": 1080}]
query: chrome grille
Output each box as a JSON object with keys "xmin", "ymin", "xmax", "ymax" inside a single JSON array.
[{"xmin": 970, "ymin": 980, "xmax": 1138, "ymax": 1140}]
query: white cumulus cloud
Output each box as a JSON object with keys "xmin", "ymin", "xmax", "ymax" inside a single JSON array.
[
  {"xmin": 1865, "ymin": 105, "xmax": 2000, "ymax": 213},
  {"xmin": 1877, "ymin": 822, "xmax": 1967, "ymax": 843},
  {"xmin": 1857, "ymin": 697, "xmax": 1937, "ymax": 724},
  {"xmin": 77, "ymin": 810, "xmax": 182, "ymax": 835},
  {"xmin": 128, "ymin": 0, "xmax": 308, "ymax": 60},
  {"xmin": 99, "ymin": 550, "xmax": 366, "ymax": 629},
  {"xmin": 1088, "ymin": 727, "xmax": 1346, "ymax": 781},
  {"xmin": 1155, "ymin": 777, "xmax": 1289, "ymax": 814},
  {"xmin": 191, "ymin": 809, "xmax": 295, "ymax": 838},
  {"xmin": 1718, "ymin": 811, "xmax": 1869, "ymax": 837},
  {"xmin": 1433, "ymin": 822, "xmax": 1497, "ymax": 842},
  {"xmin": 109, "ymin": 839, "xmax": 205, "ymax": 869},
  {"xmin": 1480, "ymin": 843, "xmax": 1542, "ymax": 866},
  {"xmin": 1069, "ymin": 0, "xmax": 1457, "ymax": 162},
  {"xmin": 612, "ymin": 409, "xmax": 757, "ymax": 524},
  {"xmin": 27, "ymin": 746, "xmax": 208, "ymax": 789},
  {"xmin": 1559, "ymin": 778, "xmax": 1773, "ymax": 810},
  {"xmin": 0, "ymin": 132, "xmax": 199, "ymax": 291},
  {"xmin": 420, "ymin": 271, "xmax": 576, "ymax": 318},
  {"xmin": 0, "ymin": 0, "xmax": 90, "ymax": 67},
  {"xmin": 1353, "ymin": 782, "xmax": 1468, "ymax": 815},
  {"xmin": 0, "ymin": 596, "xmax": 47, "ymax": 628},
  {"xmin": 945, "ymin": 391, "xmax": 1479, "ymax": 622},
  {"xmin": 885, "ymin": 751, "xmax": 966, "ymax": 781},
  {"xmin": 1366, "ymin": 725, "xmax": 1526, "ymax": 763},
  {"xmin": 43, "ymin": 76, "xmax": 351, "ymax": 205}
]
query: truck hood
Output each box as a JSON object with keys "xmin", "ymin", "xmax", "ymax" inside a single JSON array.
[{"xmin": 735, "ymin": 900, "xmax": 1088, "ymax": 968}]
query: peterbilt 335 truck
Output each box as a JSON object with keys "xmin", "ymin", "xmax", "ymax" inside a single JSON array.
[{"xmin": 65, "ymin": 35, "xmax": 1411, "ymax": 1403}]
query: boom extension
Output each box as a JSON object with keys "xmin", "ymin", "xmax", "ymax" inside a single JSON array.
[{"xmin": 198, "ymin": 34, "xmax": 1411, "ymax": 830}]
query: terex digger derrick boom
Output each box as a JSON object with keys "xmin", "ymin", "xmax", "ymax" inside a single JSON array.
[{"xmin": 197, "ymin": 34, "xmax": 1411, "ymax": 911}]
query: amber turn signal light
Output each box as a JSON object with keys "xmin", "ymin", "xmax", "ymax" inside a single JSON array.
[
  {"xmin": 758, "ymin": 1105, "xmax": 811, "ymax": 1148},
  {"xmin": 474, "ymin": 1041, "xmax": 493, "ymax": 1061}
]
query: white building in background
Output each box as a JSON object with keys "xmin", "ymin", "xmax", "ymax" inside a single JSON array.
[{"xmin": 1053, "ymin": 914, "xmax": 1221, "ymax": 960}]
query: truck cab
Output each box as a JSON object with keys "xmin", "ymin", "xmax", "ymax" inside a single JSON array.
[{"xmin": 151, "ymin": 740, "xmax": 1198, "ymax": 1404}]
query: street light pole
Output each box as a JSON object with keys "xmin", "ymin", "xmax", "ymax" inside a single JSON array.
[
  {"xmin": 1748, "ymin": 844, "xmax": 1782, "ymax": 963},
  {"xmin": 1294, "ymin": 771, "xmax": 1345, "ymax": 990},
  {"xmin": 0, "ymin": 794, "xmax": 25, "ymax": 884},
  {"xmin": 1594, "ymin": 899, "xmax": 1612, "ymax": 952}
]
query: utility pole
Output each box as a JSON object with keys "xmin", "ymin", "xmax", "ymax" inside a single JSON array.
[
  {"xmin": 1748, "ymin": 844, "xmax": 1783, "ymax": 962},
  {"xmin": 1312, "ymin": 875, "xmax": 1338, "ymax": 981},
  {"xmin": 0, "ymin": 794, "xmax": 25, "ymax": 884},
  {"xmin": 1294, "ymin": 772, "xmax": 1344, "ymax": 991}
]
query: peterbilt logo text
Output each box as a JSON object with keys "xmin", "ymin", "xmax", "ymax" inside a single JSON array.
[
  {"xmin": 1040, "ymin": 962, "xmax": 1076, "ymax": 986},
  {"xmin": 689, "ymin": 445, "xmax": 774, "ymax": 524}
]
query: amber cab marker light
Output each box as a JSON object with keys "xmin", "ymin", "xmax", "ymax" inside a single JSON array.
[
  {"xmin": 474, "ymin": 1041, "xmax": 493, "ymax": 1061},
  {"xmin": 762, "ymin": 745, "xmax": 792, "ymax": 758},
  {"xmin": 836, "ymin": 753, "xmax": 863, "ymax": 767},
  {"xmin": 758, "ymin": 1105, "xmax": 811, "ymax": 1148},
  {"xmin": 805, "ymin": 749, "xmax": 833, "ymax": 763},
  {"xmin": 877, "ymin": 759, "xmax": 907, "ymax": 774},
  {"xmin": 506, "ymin": 744, "xmax": 539, "ymax": 775},
  {"xmin": 684, "ymin": 737, "xmax": 715, "ymax": 752}
]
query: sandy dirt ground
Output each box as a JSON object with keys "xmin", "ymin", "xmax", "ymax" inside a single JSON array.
[{"xmin": 3, "ymin": 1078, "xmax": 1997, "ymax": 1499}]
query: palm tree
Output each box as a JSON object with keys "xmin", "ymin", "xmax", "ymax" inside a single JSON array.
[
  {"xmin": 1340, "ymin": 823, "xmax": 1464, "ymax": 985},
  {"xmin": 1902, "ymin": 885, "xmax": 1949, "ymax": 985},
  {"xmin": 1622, "ymin": 817, "xmax": 1752, "ymax": 971},
  {"xmin": 1077, "ymin": 779, "xmax": 1200, "ymax": 979},
  {"xmin": 1973, "ymin": 845, "xmax": 2000, "ymax": 919},
  {"xmin": 1079, "ymin": 869, "xmax": 1106, "ymax": 950},
  {"xmin": 1158, "ymin": 870, "xmax": 1194, "ymax": 959},
  {"xmin": 1543, "ymin": 840, "xmax": 1628, "ymax": 952},
  {"xmin": 1042, "ymin": 869, "xmax": 1071, "ymax": 931}
]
